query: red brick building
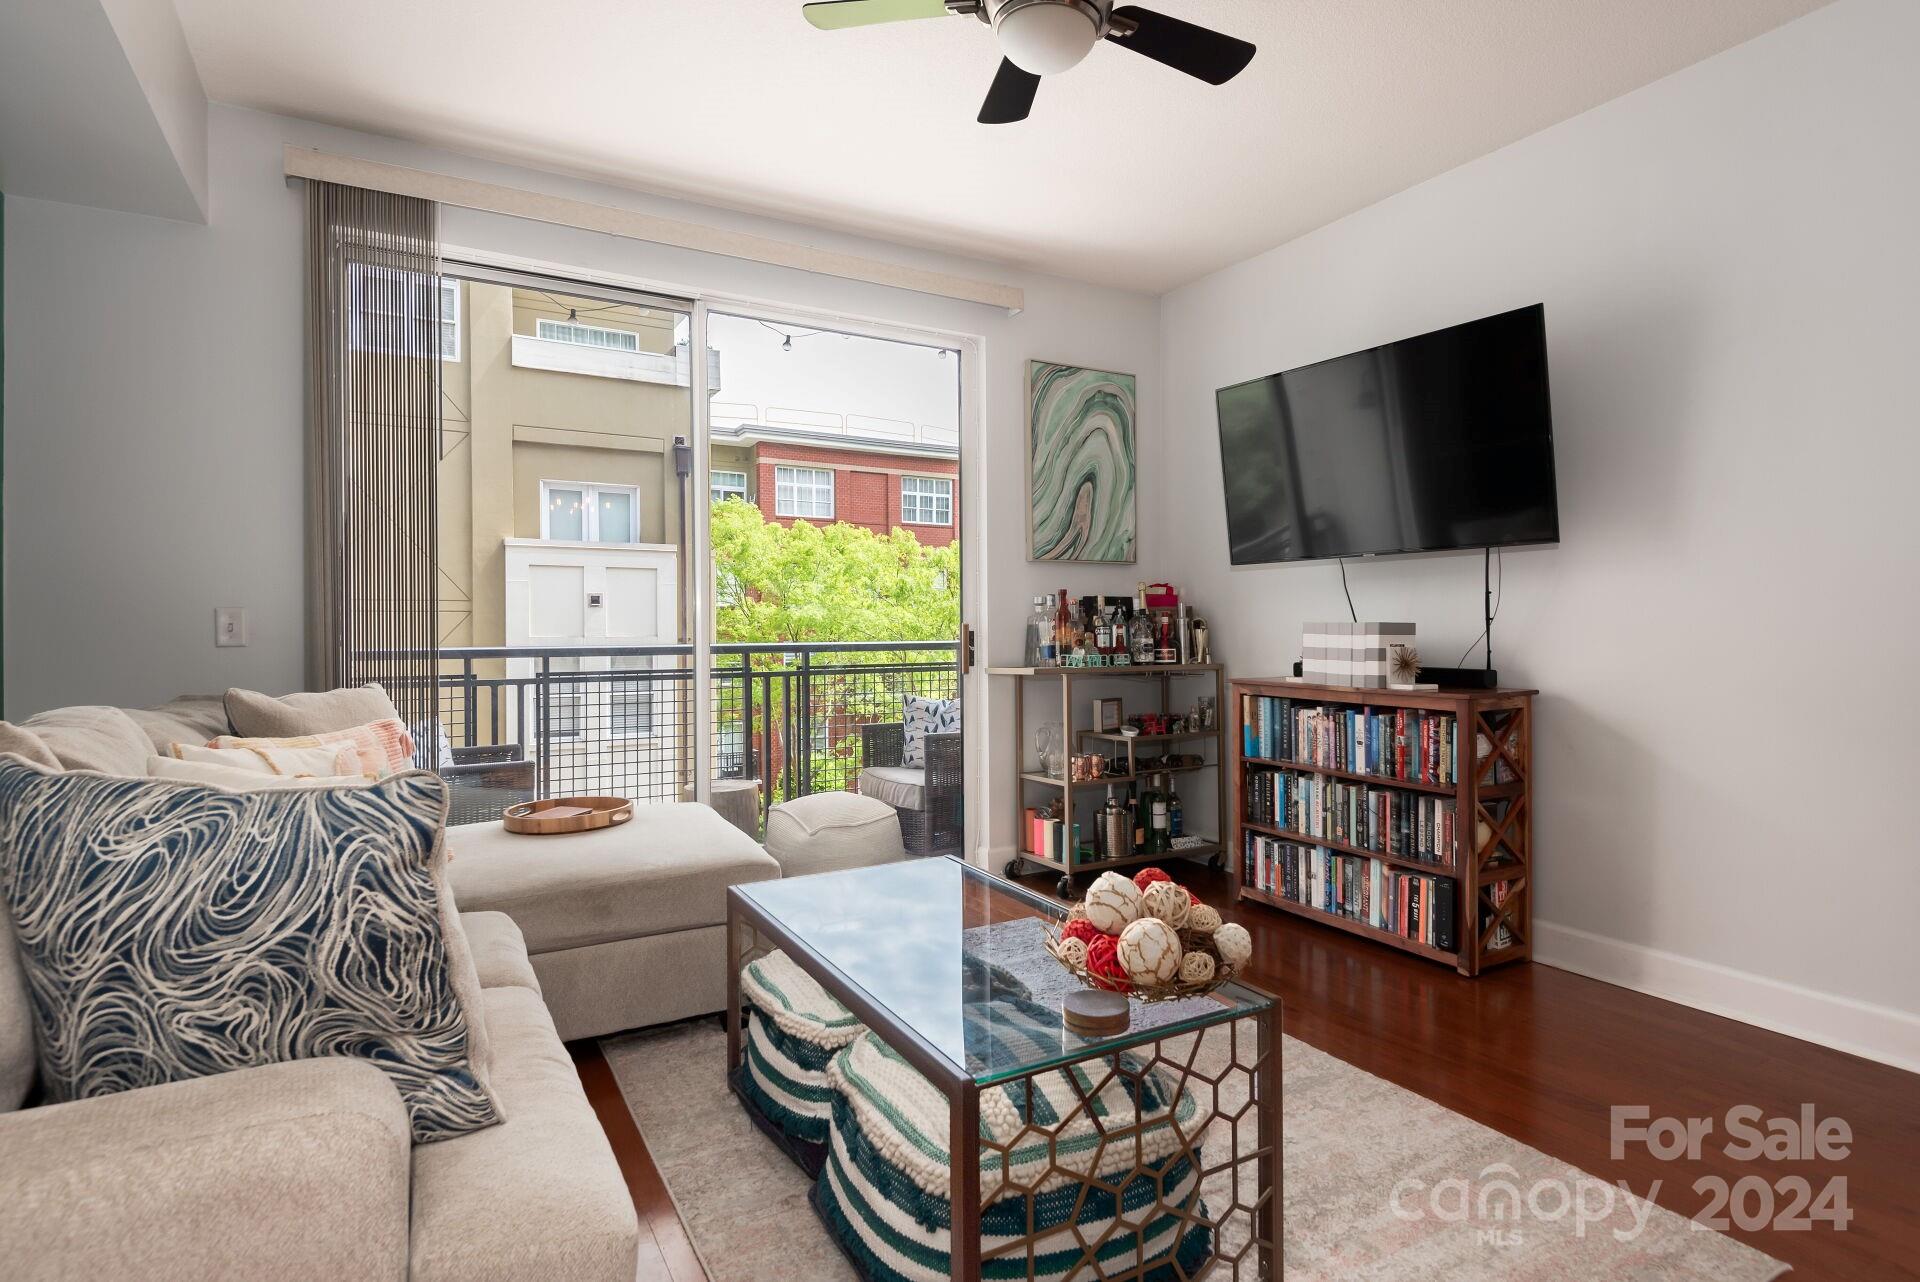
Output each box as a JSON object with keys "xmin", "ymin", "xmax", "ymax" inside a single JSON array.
[{"xmin": 710, "ymin": 425, "xmax": 958, "ymax": 547}]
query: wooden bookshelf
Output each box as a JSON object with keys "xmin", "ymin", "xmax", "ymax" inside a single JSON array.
[{"xmin": 1230, "ymin": 677, "xmax": 1536, "ymax": 976}]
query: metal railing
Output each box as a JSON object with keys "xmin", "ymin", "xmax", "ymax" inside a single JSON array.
[{"xmin": 435, "ymin": 641, "xmax": 959, "ymax": 825}]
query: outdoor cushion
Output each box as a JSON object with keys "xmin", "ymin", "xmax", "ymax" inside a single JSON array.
[
  {"xmin": 765, "ymin": 792, "xmax": 906, "ymax": 878},
  {"xmin": 738, "ymin": 950, "xmax": 864, "ymax": 1150},
  {"xmin": 0, "ymin": 760, "xmax": 501, "ymax": 1143},
  {"xmin": 900, "ymin": 695, "xmax": 960, "ymax": 769},
  {"xmin": 225, "ymin": 683, "xmax": 402, "ymax": 738},
  {"xmin": 407, "ymin": 984, "xmax": 639, "ymax": 1282},
  {"xmin": 446, "ymin": 804, "xmax": 780, "ymax": 954},
  {"xmin": 818, "ymin": 1028, "xmax": 1211, "ymax": 1282},
  {"xmin": 856, "ymin": 766, "xmax": 926, "ymax": 813}
]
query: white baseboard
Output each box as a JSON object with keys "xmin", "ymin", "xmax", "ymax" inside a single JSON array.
[{"xmin": 1534, "ymin": 920, "xmax": 1920, "ymax": 1076}]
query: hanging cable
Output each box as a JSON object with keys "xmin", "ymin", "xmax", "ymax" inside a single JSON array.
[
  {"xmin": 1337, "ymin": 557, "xmax": 1358, "ymax": 623},
  {"xmin": 1454, "ymin": 548, "xmax": 1504, "ymax": 667}
]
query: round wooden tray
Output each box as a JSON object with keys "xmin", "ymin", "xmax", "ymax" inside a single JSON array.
[{"xmin": 502, "ymin": 796, "xmax": 633, "ymax": 834}]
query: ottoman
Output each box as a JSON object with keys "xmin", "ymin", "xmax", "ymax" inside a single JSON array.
[
  {"xmin": 737, "ymin": 950, "xmax": 865, "ymax": 1172},
  {"xmin": 764, "ymin": 792, "xmax": 906, "ymax": 878},
  {"xmin": 815, "ymin": 1029, "xmax": 1213, "ymax": 1282}
]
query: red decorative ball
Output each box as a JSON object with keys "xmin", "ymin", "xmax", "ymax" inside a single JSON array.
[
  {"xmin": 1188, "ymin": 888, "xmax": 1202, "ymax": 906},
  {"xmin": 1133, "ymin": 867, "xmax": 1173, "ymax": 891},
  {"xmin": 1085, "ymin": 935, "xmax": 1131, "ymax": 992},
  {"xmin": 1061, "ymin": 918, "xmax": 1105, "ymax": 946}
]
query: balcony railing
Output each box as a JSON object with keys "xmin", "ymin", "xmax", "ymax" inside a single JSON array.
[{"xmin": 435, "ymin": 641, "xmax": 959, "ymax": 828}]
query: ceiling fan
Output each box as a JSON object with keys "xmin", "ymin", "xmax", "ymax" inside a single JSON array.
[{"xmin": 802, "ymin": 0, "xmax": 1257, "ymax": 124}]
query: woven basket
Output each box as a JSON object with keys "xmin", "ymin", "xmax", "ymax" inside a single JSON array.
[{"xmin": 1042, "ymin": 923, "xmax": 1238, "ymax": 1002}]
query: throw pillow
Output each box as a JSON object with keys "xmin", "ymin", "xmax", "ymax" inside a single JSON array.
[
  {"xmin": 145, "ymin": 755, "xmax": 373, "ymax": 791},
  {"xmin": 901, "ymin": 695, "xmax": 961, "ymax": 769},
  {"xmin": 0, "ymin": 759, "xmax": 501, "ymax": 1143},
  {"xmin": 161, "ymin": 741, "xmax": 363, "ymax": 778},
  {"xmin": 225, "ymin": 683, "xmax": 402, "ymax": 739},
  {"xmin": 209, "ymin": 718, "xmax": 416, "ymax": 778}
]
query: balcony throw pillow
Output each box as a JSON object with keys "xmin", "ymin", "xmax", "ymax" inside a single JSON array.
[
  {"xmin": 0, "ymin": 759, "xmax": 502, "ymax": 1143},
  {"xmin": 209, "ymin": 718, "xmax": 415, "ymax": 778},
  {"xmin": 901, "ymin": 695, "xmax": 961, "ymax": 769}
]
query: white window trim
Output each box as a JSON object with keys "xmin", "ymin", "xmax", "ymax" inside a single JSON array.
[
  {"xmin": 535, "ymin": 317, "xmax": 641, "ymax": 352},
  {"xmin": 710, "ymin": 469, "xmax": 749, "ymax": 502},
  {"xmin": 539, "ymin": 479, "xmax": 642, "ymax": 544},
  {"xmin": 773, "ymin": 465, "xmax": 835, "ymax": 520},
  {"xmin": 348, "ymin": 264, "xmax": 461, "ymax": 362},
  {"xmin": 900, "ymin": 474, "xmax": 953, "ymax": 527}
]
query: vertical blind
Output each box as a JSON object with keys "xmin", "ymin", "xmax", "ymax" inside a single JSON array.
[{"xmin": 305, "ymin": 181, "xmax": 441, "ymax": 743}]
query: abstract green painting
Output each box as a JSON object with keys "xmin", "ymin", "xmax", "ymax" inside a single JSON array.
[{"xmin": 1027, "ymin": 361, "xmax": 1137, "ymax": 563}]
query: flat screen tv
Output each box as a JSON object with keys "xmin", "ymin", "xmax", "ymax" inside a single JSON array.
[{"xmin": 1214, "ymin": 304, "xmax": 1559, "ymax": 565}]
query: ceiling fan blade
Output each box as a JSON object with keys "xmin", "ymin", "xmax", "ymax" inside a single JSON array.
[
  {"xmin": 803, "ymin": 0, "xmax": 952, "ymax": 31},
  {"xmin": 1106, "ymin": 5, "xmax": 1256, "ymax": 85},
  {"xmin": 978, "ymin": 58, "xmax": 1041, "ymax": 124}
]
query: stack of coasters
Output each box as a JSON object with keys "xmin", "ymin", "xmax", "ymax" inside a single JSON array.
[
  {"xmin": 1303, "ymin": 621, "xmax": 1415, "ymax": 688},
  {"xmin": 816, "ymin": 1030, "xmax": 1213, "ymax": 1282},
  {"xmin": 739, "ymin": 950, "xmax": 865, "ymax": 1162}
]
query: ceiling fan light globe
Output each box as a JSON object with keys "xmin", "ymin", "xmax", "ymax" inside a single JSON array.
[{"xmin": 994, "ymin": 0, "xmax": 1099, "ymax": 75}]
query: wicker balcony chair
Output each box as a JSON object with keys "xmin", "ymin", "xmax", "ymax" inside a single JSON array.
[
  {"xmin": 858, "ymin": 722, "xmax": 963, "ymax": 857},
  {"xmin": 441, "ymin": 743, "xmax": 538, "ymax": 827}
]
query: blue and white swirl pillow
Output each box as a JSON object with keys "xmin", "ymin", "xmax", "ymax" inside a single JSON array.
[{"xmin": 0, "ymin": 760, "xmax": 501, "ymax": 1142}]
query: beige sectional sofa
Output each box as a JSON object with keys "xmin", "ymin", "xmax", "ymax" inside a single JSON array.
[{"xmin": 0, "ymin": 696, "xmax": 781, "ymax": 1279}]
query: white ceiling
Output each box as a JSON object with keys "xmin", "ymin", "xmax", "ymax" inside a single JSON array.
[{"xmin": 172, "ymin": 0, "xmax": 1831, "ymax": 294}]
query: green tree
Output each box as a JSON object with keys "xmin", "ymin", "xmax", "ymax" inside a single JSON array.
[
  {"xmin": 710, "ymin": 499, "xmax": 958, "ymax": 643},
  {"xmin": 707, "ymin": 500, "xmax": 960, "ymax": 804}
]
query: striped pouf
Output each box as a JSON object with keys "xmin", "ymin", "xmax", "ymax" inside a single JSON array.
[
  {"xmin": 739, "ymin": 950, "xmax": 865, "ymax": 1150},
  {"xmin": 816, "ymin": 1027, "xmax": 1213, "ymax": 1282}
]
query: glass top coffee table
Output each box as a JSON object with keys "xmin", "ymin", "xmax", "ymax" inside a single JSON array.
[{"xmin": 726, "ymin": 856, "xmax": 1281, "ymax": 1280}]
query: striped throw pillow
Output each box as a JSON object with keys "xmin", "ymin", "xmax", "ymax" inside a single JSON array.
[{"xmin": 209, "ymin": 718, "xmax": 416, "ymax": 778}]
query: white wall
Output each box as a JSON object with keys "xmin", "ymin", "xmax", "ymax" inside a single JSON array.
[
  {"xmin": 1156, "ymin": 0, "xmax": 1920, "ymax": 1067},
  {"xmin": 2, "ymin": 103, "xmax": 1162, "ymax": 864}
]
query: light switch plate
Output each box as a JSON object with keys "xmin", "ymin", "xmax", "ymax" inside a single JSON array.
[{"xmin": 215, "ymin": 607, "xmax": 249, "ymax": 648}]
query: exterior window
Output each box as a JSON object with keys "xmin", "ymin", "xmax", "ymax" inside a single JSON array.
[
  {"xmin": 541, "ymin": 481, "xmax": 639, "ymax": 543},
  {"xmin": 536, "ymin": 318, "xmax": 641, "ymax": 352},
  {"xmin": 349, "ymin": 265, "xmax": 460, "ymax": 361},
  {"xmin": 901, "ymin": 475, "xmax": 953, "ymax": 526},
  {"xmin": 710, "ymin": 470, "xmax": 749, "ymax": 503},
  {"xmin": 774, "ymin": 466, "xmax": 834, "ymax": 520}
]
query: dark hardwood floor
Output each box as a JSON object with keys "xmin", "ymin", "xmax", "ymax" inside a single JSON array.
[{"xmin": 572, "ymin": 864, "xmax": 1920, "ymax": 1281}]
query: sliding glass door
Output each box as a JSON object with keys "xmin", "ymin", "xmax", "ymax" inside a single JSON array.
[{"xmin": 701, "ymin": 311, "xmax": 965, "ymax": 851}]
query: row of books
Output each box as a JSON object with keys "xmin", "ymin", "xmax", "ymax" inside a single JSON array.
[
  {"xmin": 1243, "ymin": 767, "xmax": 1456, "ymax": 864},
  {"xmin": 1240, "ymin": 695, "xmax": 1459, "ymax": 786},
  {"xmin": 1242, "ymin": 833, "xmax": 1458, "ymax": 952}
]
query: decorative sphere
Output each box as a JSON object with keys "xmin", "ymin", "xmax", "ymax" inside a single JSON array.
[
  {"xmin": 1117, "ymin": 917, "xmax": 1183, "ymax": 985},
  {"xmin": 1083, "ymin": 871, "xmax": 1143, "ymax": 935},
  {"xmin": 1179, "ymin": 951, "xmax": 1216, "ymax": 985},
  {"xmin": 1140, "ymin": 880, "xmax": 1191, "ymax": 929},
  {"xmin": 1212, "ymin": 922, "xmax": 1253, "ymax": 969},
  {"xmin": 1056, "ymin": 936, "xmax": 1090, "ymax": 970},
  {"xmin": 1086, "ymin": 935, "xmax": 1130, "ymax": 992},
  {"xmin": 1061, "ymin": 918, "xmax": 1103, "ymax": 947},
  {"xmin": 1066, "ymin": 902, "xmax": 1088, "ymax": 923},
  {"xmin": 1132, "ymin": 866, "xmax": 1172, "ymax": 891},
  {"xmin": 1186, "ymin": 903, "xmax": 1222, "ymax": 935}
]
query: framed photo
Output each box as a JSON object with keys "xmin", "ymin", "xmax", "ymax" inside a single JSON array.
[
  {"xmin": 1027, "ymin": 360, "xmax": 1137, "ymax": 563},
  {"xmin": 1094, "ymin": 697, "xmax": 1124, "ymax": 732}
]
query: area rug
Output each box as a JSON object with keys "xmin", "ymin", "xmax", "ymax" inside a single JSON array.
[{"xmin": 603, "ymin": 1016, "xmax": 1788, "ymax": 1282}]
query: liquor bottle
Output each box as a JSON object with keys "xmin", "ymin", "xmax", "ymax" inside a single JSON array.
[
  {"xmin": 1148, "ymin": 774, "xmax": 1171, "ymax": 853},
  {"xmin": 1054, "ymin": 589, "xmax": 1073, "ymax": 661},
  {"xmin": 1130, "ymin": 784, "xmax": 1146, "ymax": 853},
  {"xmin": 1037, "ymin": 594, "xmax": 1059, "ymax": 666},
  {"xmin": 1094, "ymin": 604, "xmax": 1113, "ymax": 652},
  {"xmin": 1024, "ymin": 596, "xmax": 1049, "ymax": 667},
  {"xmin": 1167, "ymin": 778, "xmax": 1184, "ymax": 840},
  {"xmin": 1128, "ymin": 595, "xmax": 1156, "ymax": 665}
]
